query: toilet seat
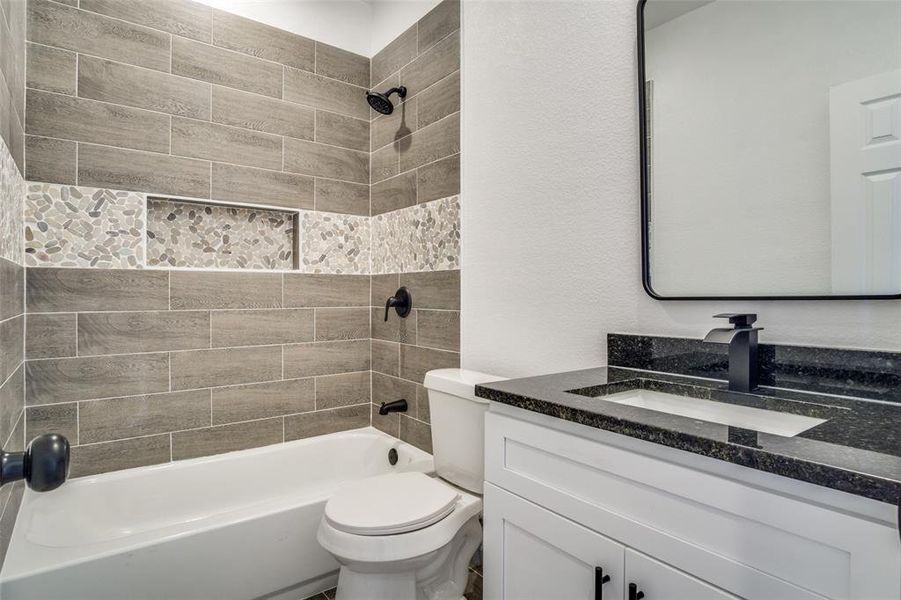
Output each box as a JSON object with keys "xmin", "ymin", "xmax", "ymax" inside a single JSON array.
[{"xmin": 325, "ymin": 472, "xmax": 461, "ymax": 536}]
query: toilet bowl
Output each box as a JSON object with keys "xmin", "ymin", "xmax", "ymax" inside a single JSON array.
[{"xmin": 316, "ymin": 369, "xmax": 504, "ymax": 600}]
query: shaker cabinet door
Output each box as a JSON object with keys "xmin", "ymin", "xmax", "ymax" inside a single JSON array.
[
  {"xmin": 483, "ymin": 483, "xmax": 625, "ymax": 600},
  {"xmin": 624, "ymin": 548, "xmax": 741, "ymax": 600}
]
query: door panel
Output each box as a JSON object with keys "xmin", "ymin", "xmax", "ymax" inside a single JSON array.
[{"xmin": 625, "ymin": 548, "xmax": 741, "ymax": 600}]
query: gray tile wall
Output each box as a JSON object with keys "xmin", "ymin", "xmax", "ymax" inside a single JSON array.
[
  {"xmin": 0, "ymin": 0, "xmax": 26, "ymax": 569},
  {"xmin": 368, "ymin": 0, "xmax": 461, "ymax": 453},
  {"xmin": 24, "ymin": 0, "xmax": 371, "ymax": 216},
  {"xmin": 25, "ymin": 268, "xmax": 372, "ymax": 477}
]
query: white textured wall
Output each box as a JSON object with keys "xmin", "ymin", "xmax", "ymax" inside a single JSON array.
[
  {"xmin": 370, "ymin": 0, "xmax": 443, "ymax": 56},
  {"xmin": 460, "ymin": 0, "xmax": 901, "ymax": 380}
]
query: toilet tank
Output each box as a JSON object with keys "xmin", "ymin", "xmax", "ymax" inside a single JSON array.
[{"xmin": 423, "ymin": 369, "xmax": 506, "ymax": 494}]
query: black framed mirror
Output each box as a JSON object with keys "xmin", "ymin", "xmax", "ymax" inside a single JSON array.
[{"xmin": 638, "ymin": 0, "xmax": 901, "ymax": 300}]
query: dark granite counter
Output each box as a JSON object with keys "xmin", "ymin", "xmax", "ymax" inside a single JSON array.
[{"xmin": 476, "ymin": 367, "xmax": 901, "ymax": 504}]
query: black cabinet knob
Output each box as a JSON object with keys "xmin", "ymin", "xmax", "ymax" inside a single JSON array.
[{"xmin": 594, "ymin": 567, "xmax": 611, "ymax": 600}]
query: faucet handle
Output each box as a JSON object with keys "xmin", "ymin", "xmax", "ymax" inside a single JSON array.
[{"xmin": 714, "ymin": 313, "xmax": 757, "ymax": 328}]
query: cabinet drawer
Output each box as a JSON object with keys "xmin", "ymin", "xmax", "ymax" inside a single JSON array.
[
  {"xmin": 625, "ymin": 549, "xmax": 740, "ymax": 600},
  {"xmin": 485, "ymin": 412, "xmax": 900, "ymax": 600},
  {"xmin": 484, "ymin": 483, "xmax": 625, "ymax": 600}
]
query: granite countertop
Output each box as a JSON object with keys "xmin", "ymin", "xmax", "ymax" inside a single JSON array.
[{"xmin": 476, "ymin": 367, "xmax": 901, "ymax": 504}]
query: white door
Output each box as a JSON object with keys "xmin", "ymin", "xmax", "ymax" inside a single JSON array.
[
  {"xmin": 483, "ymin": 483, "xmax": 625, "ymax": 600},
  {"xmin": 624, "ymin": 549, "xmax": 741, "ymax": 600},
  {"xmin": 830, "ymin": 70, "xmax": 901, "ymax": 294}
]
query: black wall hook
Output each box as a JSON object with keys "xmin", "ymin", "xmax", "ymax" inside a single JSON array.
[
  {"xmin": 384, "ymin": 287, "xmax": 412, "ymax": 321},
  {"xmin": 0, "ymin": 434, "xmax": 70, "ymax": 493}
]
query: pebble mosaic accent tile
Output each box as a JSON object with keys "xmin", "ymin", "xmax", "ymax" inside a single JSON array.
[
  {"xmin": 147, "ymin": 198, "xmax": 295, "ymax": 270},
  {"xmin": 0, "ymin": 138, "xmax": 24, "ymax": 266},
  {"xmin": 299, "ymin": 211, "xmax": 370, "ymax": 274},
  {"xmin": 25, "ymin": 183, "xmax": 144, "ymax": 268},
  {"xmin": 371, "ymin": 196, "xmax": 460, "ymax": 274}
]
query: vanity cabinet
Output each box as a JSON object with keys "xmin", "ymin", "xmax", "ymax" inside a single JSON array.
[{"xmin": 483, "ymin": 408, "xmax": 901, "ymax": 600}]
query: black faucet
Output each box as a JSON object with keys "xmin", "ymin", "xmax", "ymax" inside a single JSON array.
[
  {"xmin": 379, "ymin": 399, "xmax": 408, "ymax": 415},
  {"xmin": 384, "ymin": 287, "xmax": 412, "ymax": 322},
  {"xmin": 703, "ymin": 313, "xmax": 764, "ymax": 393}
]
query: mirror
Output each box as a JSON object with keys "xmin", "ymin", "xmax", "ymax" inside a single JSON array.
[{"xmin": 638, "ymin": 0, "xmax": 901, "ymax": 299}]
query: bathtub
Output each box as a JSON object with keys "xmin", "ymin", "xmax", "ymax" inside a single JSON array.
[{"xmin": 0, "ymin": 427, "xmax": 433, "ymax": 600}]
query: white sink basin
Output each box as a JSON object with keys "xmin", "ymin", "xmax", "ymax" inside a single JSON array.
[{"xmin": 603, "ymin": 389, "xmax": 826, "ymax": 437}]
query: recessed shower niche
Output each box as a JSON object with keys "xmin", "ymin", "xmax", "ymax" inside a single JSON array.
[{"xmin": 146, "ymin": 198, "xmax": 298, "ymax": 270}]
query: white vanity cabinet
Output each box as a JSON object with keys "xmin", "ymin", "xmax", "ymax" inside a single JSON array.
[{"xmin": 482, "ymin": 407, "xmax": 901, "ymax": 600}]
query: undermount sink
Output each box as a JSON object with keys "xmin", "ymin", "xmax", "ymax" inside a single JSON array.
[{"xmin": 603, "ymin": 389, "xmax": 826, "ymax": 437}]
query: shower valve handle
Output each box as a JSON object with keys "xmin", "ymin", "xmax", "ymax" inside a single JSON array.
[{"xmin": 384, "ymin": 287, "xmax": 413, "ymax": 321}]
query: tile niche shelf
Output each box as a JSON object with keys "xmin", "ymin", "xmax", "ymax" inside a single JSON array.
[{"xmin": 146, "ymin": 197, "xmax": 299, "ymax": 271}]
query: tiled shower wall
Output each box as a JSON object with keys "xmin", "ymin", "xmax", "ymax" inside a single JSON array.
[
  {"xmin": 368, "ymin": 0, "xmax": 461, "ymax": 453},
  {"xmin": 0, "ymin": 0, "xmax": 26, "ymax": 566}
]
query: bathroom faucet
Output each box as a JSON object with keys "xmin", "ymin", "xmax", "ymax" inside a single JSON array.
[{"xmin": 703, "ymin": 313, "xmax": 764, "ymax": 393}]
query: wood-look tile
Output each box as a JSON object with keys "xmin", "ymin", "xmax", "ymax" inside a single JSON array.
[
  {"xmin": 416, "ymin": 309, "xmax": 459, "ymax": 351},
  {"xmin": 26, "ymin": 313, "xmax": 76, "ymax": 359},
  {"xmin": 0, "ymin": 367, "xmax": 24, "ymax": 449},
  {"xmin": 26, "ymin": 89, "xmax": 170, "ymax": 153},
  {"xmin": 370, "ymin": 273, "xmax": 400, "ymax": 306},
  {"xmin": 172, "ymin": 36, "xmax": 282, "ymax": 99},
  {"xmin": 315, "ymin": 110, "xmax": 368, "ymax": 152},
  {"xmin": 79, "ymin": 0, "xmax": 212, "ymax": 43},
  {"xmin": 399, "ymin": 414, "xmax": 432, "ymax": 453},
  {"xmin": 25, "ymin": 42, "xmax": 75, "ymax": 94},
  {"xmin": 399, "ymin": 344, "xmax": 459, "ymax": 384},
  {"xmin": 417, "ymin": 70, "xmax": 459, "ymax": 129},
  {"xmin": 212, "ymin": 378, "xmax": 314, "ymax": 425},
  {"xmin": 418, "ymin": 0, "xmax": 460, "ymax": 53},
  {"xmin": 27, "ymin": 267, "xmax": 169, "ymax": 313},
  {"xmin": 0, "ymin": 316, "xmax": 23, "ymax": 385},
  {"xmin": 417, "ymin": 153, "xmax": 459, "ymax": 204},
  {"xmin": 372, "ymin": 371, "xmax": 416, "ymax": 410},
  {"xmin": 284, "ymin": 404, "xmax": 368, "ymax": 441},
  {"xmin": 172, "ymin": 417, "xmax": 283, "ymax": 460},
  {"xmin": 170, "ymin": 345, "xmax": 282, "ymax": 390},
  {"xmin": 212, "ymin": 86, "xmax": 314, "ymax": 140},
  {"xmin": 0, "ymin": 258, "xmax": 23, "ymax": 321},
  {"xmin": 283, "ymin": 274, "xmax": 369, "ymax": 307},
  {"xmin": 370, "ymin": 142, "xmax": 399, "ymax": 184},
  {"xmin": 399, "ymin": 112, "xmax": 459, "ymax": 172},
  {"xmin": 27, "ymin": 0, "xmax": 170, "ymax": 72},
  {"xmin": 400, "ymin": 31, "xmax": 459, "ymax": 99},
  {"xmin": 211, "ymin": 308, "xmax": 313, "ymax": 347},
  {"xmin": 370, "ymin": 101, "xmax": 415, "ymax": 151},
  {"xmin": 212, "ymin": 9, "xmax": 314, "ymax": 71},
  {"xmin": 25, "ymin": 402, "xmax": 77, "ymax": 443},
  {"xmin": 212, "ymin": 163, "xmax": 313, "ymax": 210},
  {"xmin": 70, "ymin": 435, "xmax": 170, "ymax": 477},
  {"xmin": 78, "ymin": 311, "xmax": 210, "ymax": 355},
  {"xmin": 78, "ymin": 143, "xmax": 211, "ymax": 198},
  {"xmin": 283, "ymin": 138, "xmax": 368, "ymax": 184},
  {"xmin": 415, "ymin": 383, "xmax": 430, "ymax": 422},
  {"xmin": 171, "ymin": 117, "xmax": 283, "ymax": 171},
  {"xmin": 26, "ymin": 353, "xmax": 169, "ymax": 405},
  {"xmin": 283, "ymin": 340, "xmax": 369, "ymax": 378},
  {"xmin": 371, "ymin": 306, "xmax": 416, "ymax": 344},
  {"xmin": 314, "ymin": 308, "xmax": 369, "ymax": 341},
  {"xmin": 24, "ymin": 135, "xmax": 75, "ymax": 184},
  {"xmin": 371, "ymin": 402, "xmax": 399, "ymax": 437},
  {"xmin": 78, "ymin": 56, "xmax": 211, "ymax": 120},
  {"xmin": 371, "ymin": 24, "xmax": 416, "ymax": 87},
  {"xmin": 170, "ymin": 271, "xmax": 282, "ymax": 310},
  {"xmin": 283, "ymin": 67, "xmax": 368, "ymax": 120},
  {"xmin": 371, "ymin": 339, "xmax": 399, "ymax": 376},
  {"xmin": 316, "ymin": 371, "xmax": 370, "ymax": 409},
  {"xmin": 79, "ymin": 389, "xmax": 210, "ymax": 444},
  {"xmin": 314, "ymin": 178, "xmax": 368, "ymax": 216},
  {"xmin": 371, "ymin": 171, "xmax": 416, "ymax": 216},
  {"xmin": 399, "ymin": 269, "xmax": 459, "ymax": 309},
  {"xmin": 315, "ymin": 42, "xmax": 368, "ymax": 87}
]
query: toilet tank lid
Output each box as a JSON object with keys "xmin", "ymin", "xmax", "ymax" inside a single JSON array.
[{"xmin": 423, "ymin": 369, "xmax": 506, "ymax": 402}]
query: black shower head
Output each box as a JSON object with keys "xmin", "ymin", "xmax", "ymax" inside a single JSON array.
[{"xmin": 366, "ymin": 86, "xmax": 407, "ymax": 115}]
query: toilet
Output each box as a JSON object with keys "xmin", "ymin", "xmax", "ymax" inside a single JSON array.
[{"xmin": 316, "ymin": 368, "xmax": 504, "ymax": 600}]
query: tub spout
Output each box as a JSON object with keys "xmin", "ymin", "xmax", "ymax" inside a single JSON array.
[{"xmin": 378, "ymin": 399, "xmax": 408, "ymax": 415}]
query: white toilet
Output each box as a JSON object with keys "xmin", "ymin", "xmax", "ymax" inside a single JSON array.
[{"xmin": 317, "ymin": 368, "xmax": 504, "ymax": 600}]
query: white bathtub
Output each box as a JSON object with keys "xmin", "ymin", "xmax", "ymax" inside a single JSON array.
[{"xmin": 0, "ymin": 428, "xmax": 433, "ymax": 600}]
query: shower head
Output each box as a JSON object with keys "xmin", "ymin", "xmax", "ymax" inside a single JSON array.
[{"xmin": 366, "ymin": 86, "xmax": 407, "ymax": 115}]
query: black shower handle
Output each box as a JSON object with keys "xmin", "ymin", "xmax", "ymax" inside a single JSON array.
[{"xmin": 384, "ymin": 287, "xmax": 412, "ymax": 322}]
